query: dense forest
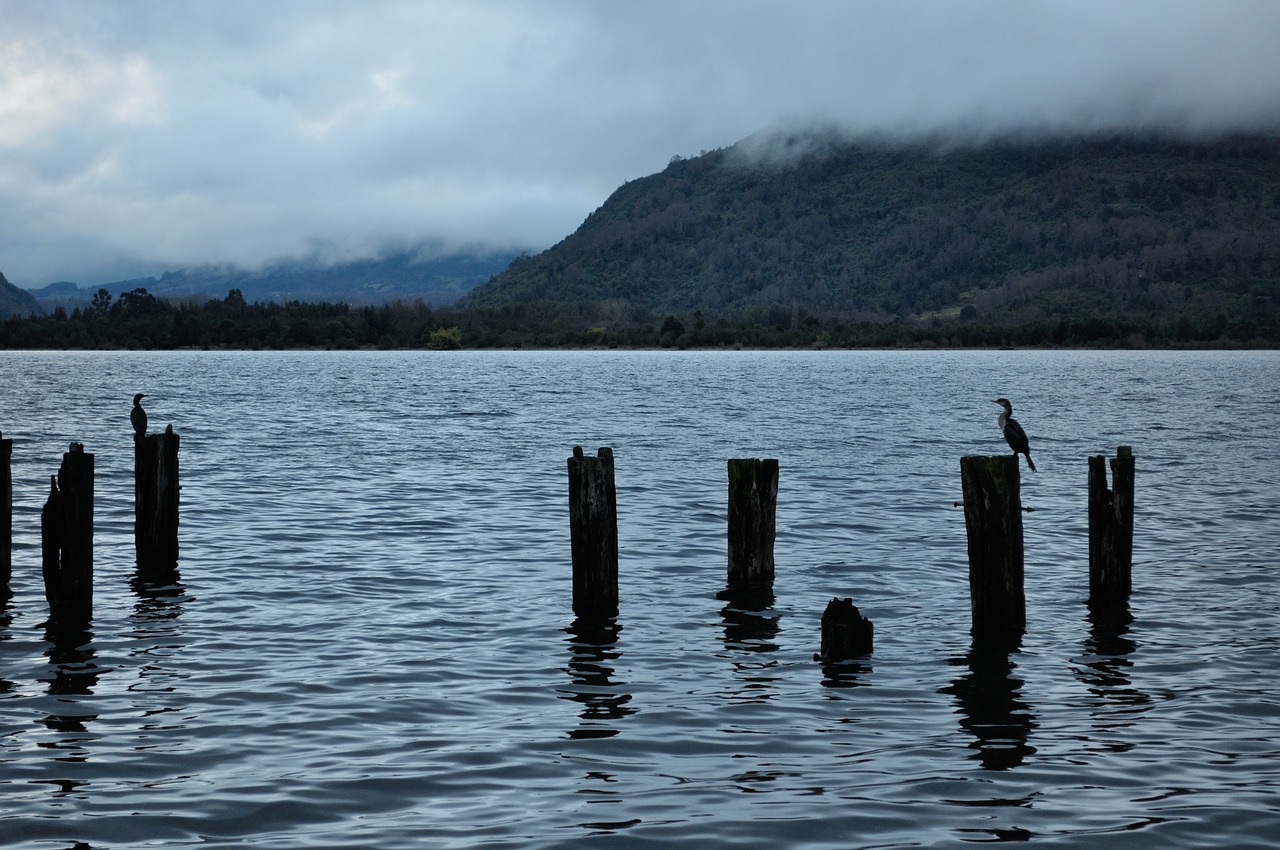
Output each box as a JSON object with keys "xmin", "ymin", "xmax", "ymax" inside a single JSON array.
[
  {"xmin": 4, "ymin": 132, "xmax": 1280, "ymax": 349},
  {"xmin": 1, "ymin": 282, "xmax": 1273, "ymax": 350},
  {"xmin": 0, "ymin": 288, "xmax": 466, "ymax": 351}
]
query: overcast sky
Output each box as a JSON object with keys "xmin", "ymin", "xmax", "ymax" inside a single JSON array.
[{"xmin": 3, "ymin": 0, "xmax": 1279, "ymax": 287}]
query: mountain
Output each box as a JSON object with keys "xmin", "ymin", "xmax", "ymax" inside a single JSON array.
[
  {"xmin": 28, "ymin": 249, "xmax": 518, "ymax": 311},
  {"xmin": 460, "ymin": 132, "xmax": 1280, "ymax": 329},
  {"xmin": 0, "ymin": 271, "xmax": 41, "ymax": 318}
]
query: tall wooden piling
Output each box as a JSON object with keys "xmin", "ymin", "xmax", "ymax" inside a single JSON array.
[
  {"xmin": 727, "ymin": 458, "xmax": 778, "ymax": 589},
  {"xmin": 1, "ymin": 431, "xmax": 11, "ymax": 591},
  {"xmin": 42, "ymin": 444, "xmax": 94, "ymax": 626},
  {"xmin": 960, "ymin": 455, "xmax": 1025, "ymax": 642},
  {"xmin": 1089, "ymin": 445, "xmax": 1135, "ymax": 608},
  {"xmin": 135, "ymin": 427, "xmax": 181, "ymax": 571},
  {"xmin": 568, "ymin": 446, "xmax": 618, "ymax": 618}
]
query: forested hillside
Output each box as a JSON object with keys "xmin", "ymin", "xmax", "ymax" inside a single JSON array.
[
  {"xmin": 6, "ymin": 133, "xmax": 1280, "ymax": 349},
  {"xmin": 0, "ymin": 272, "xmax": 40, "ymax": 318},
  {"xmin": 26, "ymin": 249, "xmax": 516, "ymax": 311},
  {"xmin": 461, "ymin": 132, "xmax": 1280, "ymax": 340}
]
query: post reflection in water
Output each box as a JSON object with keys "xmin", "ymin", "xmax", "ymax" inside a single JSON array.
[
  {"xmin": 819, "ymin": 657, "xmax": 872, "ymax": 690},
  {"xmin": 39, "ymin": 624, "xmax": 102, "ymax": 782},
  {"xmin": 941, "ymin": 639, "xmax": 1038, "ymax": 771},
  {"xmin": 130, "ymin": 567, "xmax": 188, "ymax": 634},
  {"xmin": 560, "ymin": 616, "xmax": 635, "ymax": 740},
  {"xmin": 717, "ymin": 586, "xmax": 782, "ymax": 702},
  {"xmin": 1075, "ymin": 602, "xmax": 1150, "ymax": 750},
  {"xmin": 1, "ymin": 588, "xmax": 14, "ymax": 699},
  {"xmin": 129, "ymin": 567, "xmax": 190, "ymax": 705}
]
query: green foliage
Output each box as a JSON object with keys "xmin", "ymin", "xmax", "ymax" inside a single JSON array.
[{"xmin": 428, "ymin": 326, "xmax": 463, "ymax": 350}]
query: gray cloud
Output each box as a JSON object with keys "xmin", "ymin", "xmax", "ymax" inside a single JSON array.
[{"xmin": 2, "ymin": 0, "xmax": 1278, "ymax": 286}]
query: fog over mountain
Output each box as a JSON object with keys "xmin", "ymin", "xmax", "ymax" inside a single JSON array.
[{"xmin": 2, "ymin": 1, "xmax": 1278, "ymax": 288}]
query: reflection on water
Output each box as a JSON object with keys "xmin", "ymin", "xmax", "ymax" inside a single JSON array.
[
  {"xmin": 128, "ymin": 568, "xmax": 189, "ymax": 702},
  {"xmin": 1075, "ymin": 602, "xmax": 1150, "ymax": 752},
  {"xmin": 42, "ymin": 627, "xmax": 100, "ymax": 701},
  {"xmin": 39, "ymin": 625, "xmax": 101, "ymax": 791},
  {"xmin": 942, "ymin": 641, "xmax": 1038, "ymax": 770},
  {"xmin": 560, "ymin": 617, "xmax": 634, "ymax": 740},
  {"xmin": 819, "ymin": 657, "xmax": 872, "ymax": 689},
  {"xmin": 718, "ymin": 586, "xmax": 784, "ymax": 702},
  {"xmin": 1, "ymin": 589, "xmax": 13, "ymax": 699},
  {"xmin": 129, "ymin": 568, "xmax": 187, "ymax": 632}
]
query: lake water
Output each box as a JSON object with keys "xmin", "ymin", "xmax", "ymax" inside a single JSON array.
[{"xmin": 1, "ymin": 349, "xmax": 1278, "ymax": 849}]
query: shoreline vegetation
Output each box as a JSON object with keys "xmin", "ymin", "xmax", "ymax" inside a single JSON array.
[{"xmin": 1, "ymin": 287, "xmax": 1276, "ymax": 351}]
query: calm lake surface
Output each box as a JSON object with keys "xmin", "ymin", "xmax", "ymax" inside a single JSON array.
[{"xmin": 2, "ymin": 349, "xmax": 1279, "ymax": 849}]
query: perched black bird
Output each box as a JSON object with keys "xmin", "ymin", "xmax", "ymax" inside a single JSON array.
[
  {"xmin": 993, "ymin": 397, "xmax": 1036, "ymax": 472},
  {"xmin": 131, "ymin": 393, "xmax": 148, "ymax": 438}
]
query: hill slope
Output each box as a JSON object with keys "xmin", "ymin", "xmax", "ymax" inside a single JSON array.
[
  {"xmin": 0, "ymin": 271, "xmax": 41, "ymax": 318},
  {"xmin": 28, "ymin": 249, "xmax": 517, "ymax": 311},
  {"xmin": 461, "ymin": 133, "xmax": 1280, "ymax": 328}
]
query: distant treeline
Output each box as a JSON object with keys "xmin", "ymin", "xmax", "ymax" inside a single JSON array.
[
  {"xmin": 2, "ymin": 286, "xmax": 1276, "ymax": 351},
  {"xmin": 0, "ymin": 288, "xmax": 465, "ymax": 351}
]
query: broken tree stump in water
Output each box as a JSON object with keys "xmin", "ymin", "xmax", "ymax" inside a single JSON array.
[
  {"xmin": 1, "ymin": 431, "xmax": 11, "ymax": 592},
  {"xmin": 960, "ymin": 455, "xmax": 1025, "ymax": 643},
  {"xmin": 42, "ymin": 444, "xmax": 94, "ymax": 627},
  {"xmin": 1089, "ymin": 445, "xmax": 1135, "ymax": 609},
  {"xmin": 815, "ymin": 597, "xmax": 874, "ymax": 662},
  {"xmin": 135, "ymin": 426, "xmax": 181, "ymax": 572},
  {"xmin": 568, "ymin": 446, "xmax": 618, "ymax": 618},
  {"xmin": 727, "ymin": 458, "xmax": 778, "ymax": 589}
]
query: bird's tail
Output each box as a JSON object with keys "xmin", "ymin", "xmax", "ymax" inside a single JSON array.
[{"xmin": 1025, "ymin": 454, "xmax": 1037, "ymax": 473}]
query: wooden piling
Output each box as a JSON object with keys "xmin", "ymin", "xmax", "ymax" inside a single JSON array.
[
  {"xmin": 1089, "ymin": 445, "xmax": 1135, "ymax": 608},
  {"xmin": 960, "ymin": 455, "xmax": 1025, "ymax": 642},
  {"xmin": 42, "ymin": 444, "xmax": 94, "ymax": 626},
  {"xmin": 568, "ymin": 446, "xmax": 618, "ymax": 618},
  {"xmin": 135, "ymin": 427, "xmax": 180, "ymax": 571},
  {"xmin": 1, "ymin": 431, "xmax": 11, "ymax": 591},
  {"xmin": 816, "ymin": 597, "xmax": 874, "ymax": 662},
  {"xmin": 727, "ymin": 458, "xmax": 778, "ymax": 589}
]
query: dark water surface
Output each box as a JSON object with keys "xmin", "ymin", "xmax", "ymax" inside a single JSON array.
[{"xmin": 2, "ymin": 350, "xmax": 1278, "ymax": 848}]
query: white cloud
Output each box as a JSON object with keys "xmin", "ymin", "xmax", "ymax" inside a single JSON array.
[
  {"xmin": 1, "ymin": 0, "xmax": 1278, "ymax": 286},
  {"xmin": 0, "ymin": 43, "xmax": 163, "ymax": 149}
]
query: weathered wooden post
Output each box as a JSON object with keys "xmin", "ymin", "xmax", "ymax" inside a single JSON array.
[
  {"xmin": 41, "ymin": 476, "xmax": 61, "ymax": 613},
  {"xmin": 1, "ymin": 431, "xmax": 11, "ymax": 592},
  {"xmin": 42, "ymin": 444, "xmax": 94, "ymax": 626},
  {"xmin": 727, "ymin": 458, "xmax": 778, "ymax": 589},
  {"xmin": 136, "ymin": 426, "xmax": 180, "ymax": 571},
  {"xmin": 568, "ymin": 446, "xmax": 618, "ymax": 618},
  {"xmin": 1089, "ymin": 445, "xmax": 1135, "ymax": 609},
  {"xmin": 960, "ymin": 455, "xmax": 1025, "ymax": 643},
  {"xmin": 815, "ymin": 597, "xmax": 874, "ymax": 662}
]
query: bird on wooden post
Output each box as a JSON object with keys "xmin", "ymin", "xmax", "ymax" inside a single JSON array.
[
  {"xmin": 131, "ymin": 394, "xmax": 148, "ymax": 440},
  {"xmin": 993, "ymin": 397, "xmax": 1036, "ymax": 472}
]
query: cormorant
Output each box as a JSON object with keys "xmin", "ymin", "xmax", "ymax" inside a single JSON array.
[
  {"xmin": 993, "ymin": 397, "xmax": 1036, "ymax": 472},
  {"xmin": 131, "ymin": 393, "xmax": 148, "ymax": 438}
]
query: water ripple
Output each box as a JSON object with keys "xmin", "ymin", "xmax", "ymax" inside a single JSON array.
[{"xmin": 1, "ymin": 350, "xmax": 1279, "ymax": 848}]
